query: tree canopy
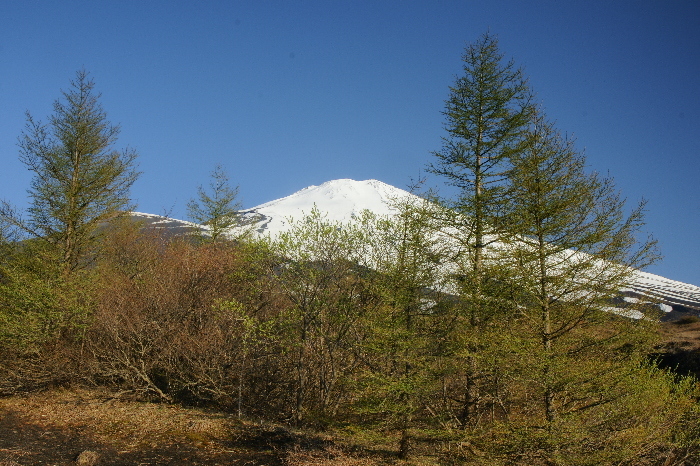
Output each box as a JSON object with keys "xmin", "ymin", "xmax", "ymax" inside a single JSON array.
[
  {"xmin": 0, "ymin": 69, "xmax": 139, "ymax": 273},
  {"xmin": 187, "ymin": 164, "xmax": 242, "ymax": 242}
]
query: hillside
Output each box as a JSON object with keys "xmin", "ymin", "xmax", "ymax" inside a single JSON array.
[
  {"xmin": 133, "ymin": 178, "xmax": 700, "ymax": 317},
  {"xmin": 3, "ymin": 178, "xmax": 700, "ymax": 465}
]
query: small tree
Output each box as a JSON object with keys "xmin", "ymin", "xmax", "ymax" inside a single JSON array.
[
  {"xmin": 490, "ymin": 112, "xmax": 669, "ymax": 463},
  {"xmin": 359, "ymin": 195, "xmax": 455, "ymax": 458},
  {"xmin": 271, "ymin": 207, "xmax": 372, "ymax": 424},
  {"xmin": 0, "ymin": 69, "xmax": 139, "ymax": 274},
  {"xmin": 187, "ymin": 164, "xmax": 242, "ymax": 242}
]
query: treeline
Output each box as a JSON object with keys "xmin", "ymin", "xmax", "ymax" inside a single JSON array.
[{"xmin": 2, "ymin": 36, "xmax": 700, "ymax": 465}]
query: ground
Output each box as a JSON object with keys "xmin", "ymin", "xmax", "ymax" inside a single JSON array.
[
  {"xmin": 0, "ymin": 388, "xmax": 387, "ymax": 466},
  {"xmin": 1, "ymin": 318, "xmax": 699, "ymax": 466},
  {"xmin": 656, "ymin": 315, "xmax": 700, "ymax": 379}
]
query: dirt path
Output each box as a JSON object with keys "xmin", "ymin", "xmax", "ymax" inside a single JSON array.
[{"xmin": 0, "ymin": 387, "xmax": 389, "ymax": 465}]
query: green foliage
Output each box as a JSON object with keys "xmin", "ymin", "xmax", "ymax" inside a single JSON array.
[
  {"xmin": 428, "ymin": 34, "xmax": 537, "ymax": 430},
  {"xmin": 0, "ymin": 240, "xmax": 95, "ymax": 351},
  {"xmin": 442, "ymin": 110, "xmax": 666, "ymax": 464},
  {"xmin": 214, "ymin": 297, "xmax": 277, "ymax": 418},
  {"xmin": 502, "ymin": 111, "xmax": 660, "ymax": 425},
  {"xmin": 0, "ymin": 39, "xmax": 698, "ymax": 466},
  {"xmin": 453, "ymin": 362, "xmax": 699, "ymax": 466},
  {"xmin": 1, "ymin": 70, "xmax": 139, "ymax": 274},
  {"xmin": 429, "ymin": 32, "xmax": 534, "ymax": 260},
  {"xmin": 272, "ymin": 206, "xmax": 378, "ymax": 425},
  {"xmin": 187, "ymin": 164, "xmax": 243, "ymax": 242},
  {"xmin": 425, "ymin": 34, "xmax": 684, "ymax": 464},
  {"xmin": 356, "ymin": 197, "xmax": 457, "ymax": 457}
]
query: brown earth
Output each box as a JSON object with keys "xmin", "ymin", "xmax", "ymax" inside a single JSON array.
[
  {"xmin": 655, "ymin": 316, "xmax": 700, "ymax": 379},
  {"xmin": 0, "ymin": 388, "xmax": 390, "ymax": 466}
]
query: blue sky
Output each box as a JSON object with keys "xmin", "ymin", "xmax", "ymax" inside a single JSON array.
[{"xmin": 1, "ymin": 1, "xmax": 699, "ymax": 286}]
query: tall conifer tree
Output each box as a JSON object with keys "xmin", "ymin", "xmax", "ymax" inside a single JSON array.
[
  {"xmin": 430, "ymin": 32, "xmax": 533, "ymax": 290},
  {"xmin": 0, "ymin": 70, "xmax": 139, "ymax": 273},
  {"xmin": 429, "ymin": 32, "xmax": 534, "ymax": 425},
  {"xmin": 495, "ymin": 112, "xmax": 666, "ymax": 463}
]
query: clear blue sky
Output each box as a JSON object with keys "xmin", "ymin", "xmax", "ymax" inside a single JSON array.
[{"xmin": 1, "ymin": 1, "xmax": 698, "ymax": 286}]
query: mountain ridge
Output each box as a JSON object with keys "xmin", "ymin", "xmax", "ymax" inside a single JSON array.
[{"xmin": 130, "ymin": 178, "xmax": 700, "ymax": 315}]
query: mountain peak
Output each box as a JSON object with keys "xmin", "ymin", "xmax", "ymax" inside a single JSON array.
[
  {"xmin": 244, "ymin": 179, "xmax": 416, "ymax": 236},
  {"xmin": 252, "ymin": 179, "xmax": 410, "ymax": 209}
]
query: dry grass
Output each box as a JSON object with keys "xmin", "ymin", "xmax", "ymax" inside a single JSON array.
[
  {"xmin": 654, "ymin": 318, "xmax": 700, "ymax": 381},
  {"xmin": 0, "ymin": 387, "xmax": 412, "ymax": 465},
  {"xmin": 661, "ymin": 319, "xmax": 700, "ymax": 349},
  {"xmin": 0, "ymin": 387, "xmax": 232, "ymax": 452}
]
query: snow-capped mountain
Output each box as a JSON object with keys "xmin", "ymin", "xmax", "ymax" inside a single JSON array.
[
  {"xmin": 132, "ymin": 179, "xmax": 700, "ymax": 316},
  {"xmin": 238, "ymin": 179, "xmax": 414, "ymax": 236}
]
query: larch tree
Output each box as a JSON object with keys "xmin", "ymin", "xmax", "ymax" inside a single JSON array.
[
  {"xmin": 0, "ymin": 69, "xmax": 139, "ymax": 274},
  {"xmin": 494, "ymin": 112, "xmax": 675, "ymax": 464},
  {"xmin": 428, "ymin": 32, "xmax": 534, "ymax": 426},
  {"xmin": 359, "ymin": 195, "xmax": 455, "ymax": 458},
  {"xmin": 187, "ymin": 164, "xmax": 242, "ymax": 242},
  {"xmin": 429, "ymin": 32, "xmax": 534, "ymax": 295}
]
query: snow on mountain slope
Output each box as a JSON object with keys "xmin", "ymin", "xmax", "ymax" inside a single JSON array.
[
  {"xmin": 239, "ymin": 179, "xmax": 700, "ymax": 314},
  {"xmin": 239, "ymin": 179, "xmax": 417, "ymax": 236},
  {"xmin": 625, "ymin": 271, "xmax": 700, "ymax": 313},
  {"xmin": 128, "ymin": 211, "xmax": 200, "ymax": 238},
  {"xmin": 130, "ymin": 178, "xmax": 700, "ymax": 315}
]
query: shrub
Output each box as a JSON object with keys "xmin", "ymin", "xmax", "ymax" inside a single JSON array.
[{"xmin": 85, "ymin": 230, "xmax": 289, "ymax": 415}]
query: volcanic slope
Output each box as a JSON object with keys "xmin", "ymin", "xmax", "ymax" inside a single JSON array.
[{"xmin": 133, "ymin": 178, "xmax": 700, "ymax": 315}]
